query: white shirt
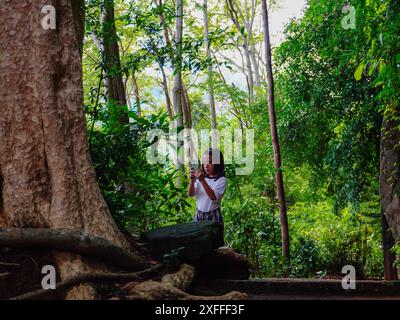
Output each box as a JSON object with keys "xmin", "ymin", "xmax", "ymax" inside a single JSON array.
[{"xmin": 192, "ymin": 176, "xmax": 227, "ymax": 212}]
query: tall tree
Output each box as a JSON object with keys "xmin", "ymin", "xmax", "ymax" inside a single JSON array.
[
  {"xmin": 203, "ymin": 0, "xmax": 218, "ymax": 146},
  {"xmin": 160, "ymin": 65, "xmax": 174, "ymax": 120},
  {"xmin": 261, "ymin": 0, "xmax": 290, "ymax": 261},
  {"xmin": 101, "ymin": 0, "xmax": 129, "ymax": 123},
  {"xmin": 225, "ymin": 0, "xmax": 256, "ymax": 104},
  {"xmin": 153, "ymin": 0, "xmax": 174, "ymax": 122},
  {"xmin": 154, "ymin": 0, "xmax": 191, "ymax": 128},
  {"xmin": 171, "ymin": 0, "xmax": 186, "ymax": 179},
  {"xmin": 0, "ymin": 0, "xmax": 145, "ymax": 298},
  {"xmin": 380, "ymin": 116, "xmax": 400, "ymax": 280},
  {"xmin": 130, "ymin": 73, "xmax": 141, "ymax": 116},
  {"xmin": 366, "ymin": 0, "xmax": 400, "ymax": 279},
  {"xmin": 172, "ymin": 0, "xmax": 188, "ymax": 129}
]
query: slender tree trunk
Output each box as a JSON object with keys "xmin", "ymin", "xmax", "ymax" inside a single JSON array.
[
  {"xmin": 172, "ymin": 0, "xmax": 184, "ymax": 130},
  {"xmin": 226, "ymin": 0, "xmax": 254, "ymax": 104},
  {"xmin": 379, "ymin": 115, "xmax": 400, "ymax": 279},
  {"xmin": 154, "ymin": 0, "xmax": 173, "ymax": 55},
  {"xmin": 182, "ymin": 84, "xmax": 192, "ymax": 129},
  {"xmin": 242, "ymin": 32, "xmax": 254, "ymax": 104},
  {"xmin": 132, "ymin": 73, "xmax": 141, "ymax": 117},
  {"xmin": 154, "ymin": 0, "xmax": 175, "ymax": 122},
  {"xmin": 0, "ymin": 0, "xmax": 134, "ymax": 298},
  {"xmin": 170, "ymin": 0, "xmax": 185, "ymax": 185},
  {"xmin": 155, "ymin": 0, "xmax": 190, "ymax": 130},
  {"xmin": 214, "ymin": 53, "xmax": 246, "ymax": 130},
  {"xmin": 102, "ymin": 0, "xmax": 129, "ymax": 124},
  {"xmin": 261, "ymin": 0, "xmax": 290, "ymax": 262},
  {"xmin": 203, "ymin": 0, "xmax": 218, "ymax": 147},
  {"xmin": 250, "ymin": 43, "xmax": 261, "ymax": 87},
  {"xmin": 244, "ymin": 0, "xmax": 261, "ymax": 87},
  {"xmin": 160, "ymin": 65, "xmax": 174, "ymax": 120}
]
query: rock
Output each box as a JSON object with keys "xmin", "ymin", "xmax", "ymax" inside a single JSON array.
[
  {"xmin": 140, "ymin": 222, "xmax": 224, "ymax": 261},
  {"xmin": 198, "ymin": 246, "xmax": 250, "ymax": 280}
]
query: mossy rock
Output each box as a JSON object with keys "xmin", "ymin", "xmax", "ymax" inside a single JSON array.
[{"xmin": 140, "ymin": 222, "xmax": 224, "ymax": 261}]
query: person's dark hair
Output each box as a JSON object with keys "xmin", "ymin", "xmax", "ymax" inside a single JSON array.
[{"xmin": 202, "ymin": 148, "xmax": 225, "ymax": 180}]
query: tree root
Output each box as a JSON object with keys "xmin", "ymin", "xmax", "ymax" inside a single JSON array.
[
  {"xmin": 124, "ymin": 264, "xmax": 247, "ymax": 300},
  {"xmin": 0, "ymin": 262, "xmax": 20, "ymax": 267},
  {"xmin": 0, "ymin": 228, "xmax": 148, "ymax": 270},
  {"xmin": 9, "ymin": 264, "xmax": 164, "ymax": 300}
]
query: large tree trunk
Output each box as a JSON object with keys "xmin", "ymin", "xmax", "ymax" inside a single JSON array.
[
  {"xmin": 101, "ymin": 0, "xmax": 129, "ymax": 124},
  {"xmin": 379, "ymin": 115, "xmax": 400, "ymax": 279},
  {"xmin": 381, "ymin": 209, "xmax": 398, "ymax": 280},
  {"xmin": 203, "ymin": 0, "xmax": 218, "ymax": 147},
  {"xmin": 0, "ymin": 0, "xmax": 134, "ymax": 298},
  {"xmin": 261, "ymin": 0, "xmax": 290, "ymax": 262}
]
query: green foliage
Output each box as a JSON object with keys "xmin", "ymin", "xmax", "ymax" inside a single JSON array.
[
  {"xmin": 290, "ymin": 237, "xmax": 320, "ymax": 278},
  {"xmin": 223, "ymin": 195, "xmax": 280, "ymax": 277},
  {"xmin": 274, "ymin": 0, "xmax": 382, "ymax": 211},
  {"xmin": 289, "ymin": 200, "xmax": 383, "ymax": 279},
  {"xmin": 89, "ymin": 105, "xmax": 192, "ymax": 234},
  {"xmin": 81, "ymin": 0, "xmax": 398, "ymax": 280}
]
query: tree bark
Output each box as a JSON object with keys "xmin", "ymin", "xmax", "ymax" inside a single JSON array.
[
  {"xmin": 380, "ymin": 116, "xmax": 400, "ymax": 241},
  {"xmin": 132, "ymin": 73, "xmax": 141, "ymax": 117},
  {"xmin": 172, "ymin": 0, "xmax": 184, "ymax": 130},
  {"xmin": 153, "ymin": 0, "xmax": 174, "ymax": 122},
  {"xmin": 182, "ymin": 83, "xmax": 192, "ymax": 129},
  {"xmin": 244, "ymin": 0, "xmax": 261, "ymax": 87},
  {"xmin": 0, "ymin": 228, "xmax": 148, "ymax": 270},
  {"xmin": 125, "ymin": 264, "xmax": 247, "ymax": 300},
  {"xmin": 0, "ymin": 0, "xmax": 134, "ymax": 298},
  {"xmin": 101, "ymin": 0, "xmax": 129, "ymax": 124},
  {"xmin": 160, "ymin": 65, "xmax": 174, "ymax": 120},
  {"xmin": 379, "ymin": 115, "xmax": 400, "ymax": 279},
  {"xmin": 154, "ymin": 0, "xmax": 191, "ymax": 129},
  {"xmin": 154, "ymin": 0, "xmax": 173, "ymax": 58},
  {"xmin": 381, "ymin": 209, "xmax": 398, "ymax": 280},
  {"xmin": 250, "ymin": 42, "xmax": 261, "ymax": 87},
  {"xmin": 261, "ymin": 0, "xmax": 290, "ymax": 262},
  {"xmin": 10, "ymin": 264, "xmax": 163, "ymax": 300},
  {"xmin": 203, "ymin": 0, "xmax": 218, "ymax": 147}
]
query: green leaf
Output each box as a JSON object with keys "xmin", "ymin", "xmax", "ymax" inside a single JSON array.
[{"xmin": 354, "ymin": 62, "xmax": 364, "ymax": 81}]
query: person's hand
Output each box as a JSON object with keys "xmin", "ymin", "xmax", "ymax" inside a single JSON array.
[
  {"xmin": 189, "ymin": 169, "xmax": 197, "ymax": 180},
  {"xmin": 189, "ymin": 164, "xmax": 197, "ymax": 181},
  {"xmin": 195, "ymin": 169, "xmax": 205, "ymax": 182}
]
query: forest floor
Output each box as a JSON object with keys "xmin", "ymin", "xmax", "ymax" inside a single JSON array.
[{"xmin": 1, "ymin": 234, "xmax": 399, "ymax": 300}]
